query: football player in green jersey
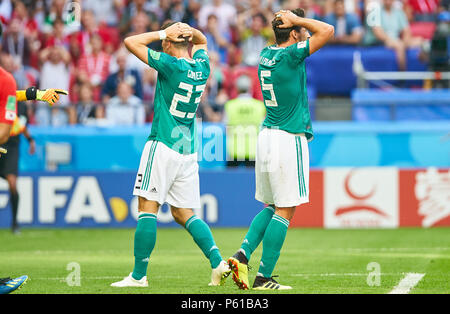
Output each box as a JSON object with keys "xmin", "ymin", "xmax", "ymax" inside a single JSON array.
[
  {"xmin": 111, "ymin": 22, "xmax": 231, "ymax": 288},
  {"xmin": 228, "ymin": 9, "xmax": 334, "ymax": 290}
]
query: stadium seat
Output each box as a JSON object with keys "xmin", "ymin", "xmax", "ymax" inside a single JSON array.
[
  {"xmin": 410, "ymin": 22, "xmax": 436, "ymax": 40},
  {"xmin": 306, "ymin": 46, "xmax": 427, "ymax": 95},
  {"xmin": 351, "ymin": 89, "xmax": 450, "ymax": 120}
]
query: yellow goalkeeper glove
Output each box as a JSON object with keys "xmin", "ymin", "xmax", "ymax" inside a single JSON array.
[
  {"xmin": 36, "ymin": 89, "xmax": 69, "ymax": 106},
  {"xmin": 9, "ymin": 116, "xmax": 26, "ymax": 137},
  {"xmin": 0, "ymin": 147, "xmax": 7, "ymax": 157}
]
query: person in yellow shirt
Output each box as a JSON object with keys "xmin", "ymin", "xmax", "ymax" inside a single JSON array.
[{"xmin": 224, "ymin": 75, "xmax": 266, "ymax": 167}]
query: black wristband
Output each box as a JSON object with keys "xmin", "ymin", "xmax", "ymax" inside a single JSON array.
[
  {"xmin": 27, "ymin": 136, "xmax": 34, "ymax": 143},
  {"xmin": 25, "ymin": 86, "xmax": 37, "ymax": 101}
]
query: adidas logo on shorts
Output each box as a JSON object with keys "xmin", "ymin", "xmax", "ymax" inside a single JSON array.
[{"xmin": 150, "ymin": 187, "xmax": 157, "ymax": 193}]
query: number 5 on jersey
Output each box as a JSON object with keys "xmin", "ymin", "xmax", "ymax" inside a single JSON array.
[
  {"xmin": 261, "ymin": 70, "xmax": 278, "ymax": 107},
  {"xmin": 170, "ymin": 82, "xmax": 206, "ymax": 118}
]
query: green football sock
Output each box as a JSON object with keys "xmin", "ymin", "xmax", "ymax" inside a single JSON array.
[
  {"xmin": 185, "ymin": 215, "xmax": 222, "ymax": 269},
  {"xmin": 258, "ymin": 214, "xmax": 290, "ymax": 278},
  {"xmin": 240, "ymin": 206, "xmax": 275, "ymax": 261},
  {"xmin": 132, "ymin": 213, "xmax": 157, "ymax": 280}
]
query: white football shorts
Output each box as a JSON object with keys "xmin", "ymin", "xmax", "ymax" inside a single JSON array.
[
  {"xmin": 255, "ymin": 128, "xmax": 310, "ymax": 208},
  {"xmin": 133, "ymin": 140, "xmax": 200, "ymax": 209}
]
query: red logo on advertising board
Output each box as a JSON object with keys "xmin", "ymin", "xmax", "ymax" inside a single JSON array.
[
  {"xmin": 334, "ymin": 170, "xmax": 389, "ymax": 218},
  {"xmin": 324, "ymin": 168, "xmax": 398, "ymax": 228},
  {"xmin": 400, "ymin": 168, "xmax": 450, "ymax": 227}
]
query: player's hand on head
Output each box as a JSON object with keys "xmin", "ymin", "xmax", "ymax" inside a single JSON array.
[
  {"xmin": 36, "ymin": 89, "xmax": 68, "ymax": 106},
  {"xmin": 165, "ymin": 22, "xmax": 190, "ymax": 42},
  {"xmin": 275, "ymin": 10, "xmax": 298, "ymax": 28},
  {"xmin": 178, "ymin": 23, "xmax": 193, "ymax": 41},
  {"xmin": 165, "ymin": 22, "xmax": 192, "ymax": 42}
]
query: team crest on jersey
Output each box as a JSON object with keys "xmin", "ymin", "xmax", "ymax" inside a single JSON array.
[
  {"xmin": 297, "ymin": 41, "xmax": 307, "ymax": 49},
  {"xmin": 150, "ymin": 49, "xmax": 161, "ymax": 61},
  {"xmin": 5, "ymin": 95, "xmax": 17, "ymax": 121},
  {"xmin": 6, "ymin": 95, "xmax": 16, "ymax": 111},
  {"xmin": 5, "ymin": 110, "xmax": 16, "ymax": 121}
]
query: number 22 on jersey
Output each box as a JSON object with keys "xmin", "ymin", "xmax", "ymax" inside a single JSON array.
[{"xmin": 170, "ymin": 82, "xmax": 206, "ymax": 118}]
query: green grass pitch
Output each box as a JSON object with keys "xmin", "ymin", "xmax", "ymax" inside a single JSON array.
[{"xmin": 0, "ymin": 227, "xmax": 449, "ymax": 294}]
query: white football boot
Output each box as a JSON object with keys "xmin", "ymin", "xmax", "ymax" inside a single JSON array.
[
  {"xmin": 111, "ymin": 273, "xmax": 148, "ymax": 287},
  {"xmin": 208, "ymin": 260, "xmax": 231, "ymax": 286}
]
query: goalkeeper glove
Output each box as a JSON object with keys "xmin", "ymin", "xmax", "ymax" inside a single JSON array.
[
  {"xmin": 25, "ymin": 87, "xmax": 68, "ymax": 106},
  {"xmin": 36, "ymin": 89, "xmax": 68, "ymax": 106},
  {"xmin": 9, "ymin": 116, "xmax": 26, "ymax": 137}
]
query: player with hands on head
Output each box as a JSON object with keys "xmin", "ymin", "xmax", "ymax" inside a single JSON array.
[
  {"xmin": 227, "ymin": 9, "xmax": 334, "ymax": 290},
  {"xmin": 112, "ymin": 21, "xmax": 230, "ymax": 288}
]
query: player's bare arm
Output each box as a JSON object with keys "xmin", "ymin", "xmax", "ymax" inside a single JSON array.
[
  {"xmin": 124, "ymin": 22, "xmax": 193, "ymax": 64},
  {"xmin": 190, "ymin": 27, "xmax": 208, "ymax": 55},
  {"xmin": 0, "ymin": 124, "xmax": 11, "ymax": 145},
  {"xmin": 275, "ymin": 10, "xmax": 334, "ymax": 55}
]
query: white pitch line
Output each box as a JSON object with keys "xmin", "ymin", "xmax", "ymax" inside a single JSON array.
[
  {"xmin": 292, "ymin": 273, "xmax": 399, "ymax": 277},
  {"xmin": 388, "ymin": 273, "xmax": 425, "ymax": 294}
]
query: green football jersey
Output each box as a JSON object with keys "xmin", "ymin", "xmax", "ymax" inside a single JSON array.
[
  {"xmin": 258, "ymin": 39, "xmax": 313, "ymax": 141},
  {"xmin": 146, "ymin": 48, "xmax": 210, "ymax": 154}
]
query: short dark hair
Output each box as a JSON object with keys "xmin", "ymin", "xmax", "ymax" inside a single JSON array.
[
  {"xmin": 271, "ymin": 8, "xmax": 305, "ymax": 45},
  {"xmin": 161, "ymin": 21, "xmax": 190, "ymax": 49}
]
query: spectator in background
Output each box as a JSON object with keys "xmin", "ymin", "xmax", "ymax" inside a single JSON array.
[
  {"xmin": 204, "ymin": 14, "xmax": 231, "ymax": 64},
  {"xmin": 68, "ymin": 83, "xmax": 102, "ymax": 125},
  {"xmin": 422, "ymin": 11, "xmax": 450, "ymax": 87},
  {"xmin": 41, "ymin": 0, "xmax": 66, "ymax": 33},
  {"xmin": 221, "ymin": 44, "xmax": 246, "ymax": 100},
  {"xmin": 363, "ymin": 0, "xmax": 424, "ymax": 71},
  {"xmin": 0, "ymin": 53, "xmax": 33, "ymax": 91},
  {"xmin": 198, "ymin": 0, "xmax": 237, "ymax": 33},
  {"xmin": 324, "ymin": 0, "xmax": 363, "ymax": 45},
  {"xmin": 44, "ymin": 18, "xmax": 70, "ymax": 49},
  {"xmin": 102, "ymin": 50, "xmax": 143, "ymax": 103},
  {"xmin": 76, "ymin": 34, "xmax": 111, "ymax": 103},
  {"xmin": 323, "ymin": 0, "xmax": 359, "ymax": 16},
  {"xmin": 12, "ymin": 1, "xmax": 39, "ymax": 40},
  {"xmin": 41, "ymin": 0, "xmax": 80, "ymax": 35},
  {"xmin": 440, "ymin": 0, "xmax": 450, "ymax": 12},
  {"xmin": 164, "ymin": 0, "xmax": 196, "ymax": 24},
  {"xmin": 83, "ymin": 0, "xmax": 123, "ymax": 27},
  {"xmin": 404, "ymin": 0, "xmax": 439, "ymax": 22},
  {"xmin": 236, "ymin": 0, "xmax": 276, "ymax": 28},
  {"xmin": 1, "ymin": 17, "xmax": 33, "ymax": 68},
  {"xmin": 198, "ymin": 51, "xmax": 228, "ymax": 122},
  {"xmin": 39, "ymin": 45, "xmax": 71, "ymax": 105},
  {"xmin": 67, "ymin": 31, "xmax": 83, "ymax": 67},
  {"xmin": 106, "ymin": 82, "xmax": 145, "ymax": 126},
  {"xmin": 142, "ymin": 67, "xmax": 157, "ymax": 120},
  {"xmin": 35, "ymin": 45, "xmax": 71, "ymax": 126},
  {"xmin": 76, "ymin": 9, "xmax": 117, "ymax": 55},
  {"xmin": 126, "ymin": 11, "xmax": 162, "ymax": 53},
  {"xmin": 119, "ymin": 0, "xmax": 159, "ymax": 36},
  {"xmin": 293, "ymin": 0, "xmax": 322, "ymax": 19},
  {"xmin": 239, "ymin": 13, "xmax": 273, "ymax": 66},
  {"xmin": 224, "ymin": 75, "xmax": 265, "ymax": 167}
]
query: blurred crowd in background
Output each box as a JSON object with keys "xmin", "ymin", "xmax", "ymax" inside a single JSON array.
[{"xmin": 0, "ymin": 0, "xmax": 449, "ymax": 127}]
